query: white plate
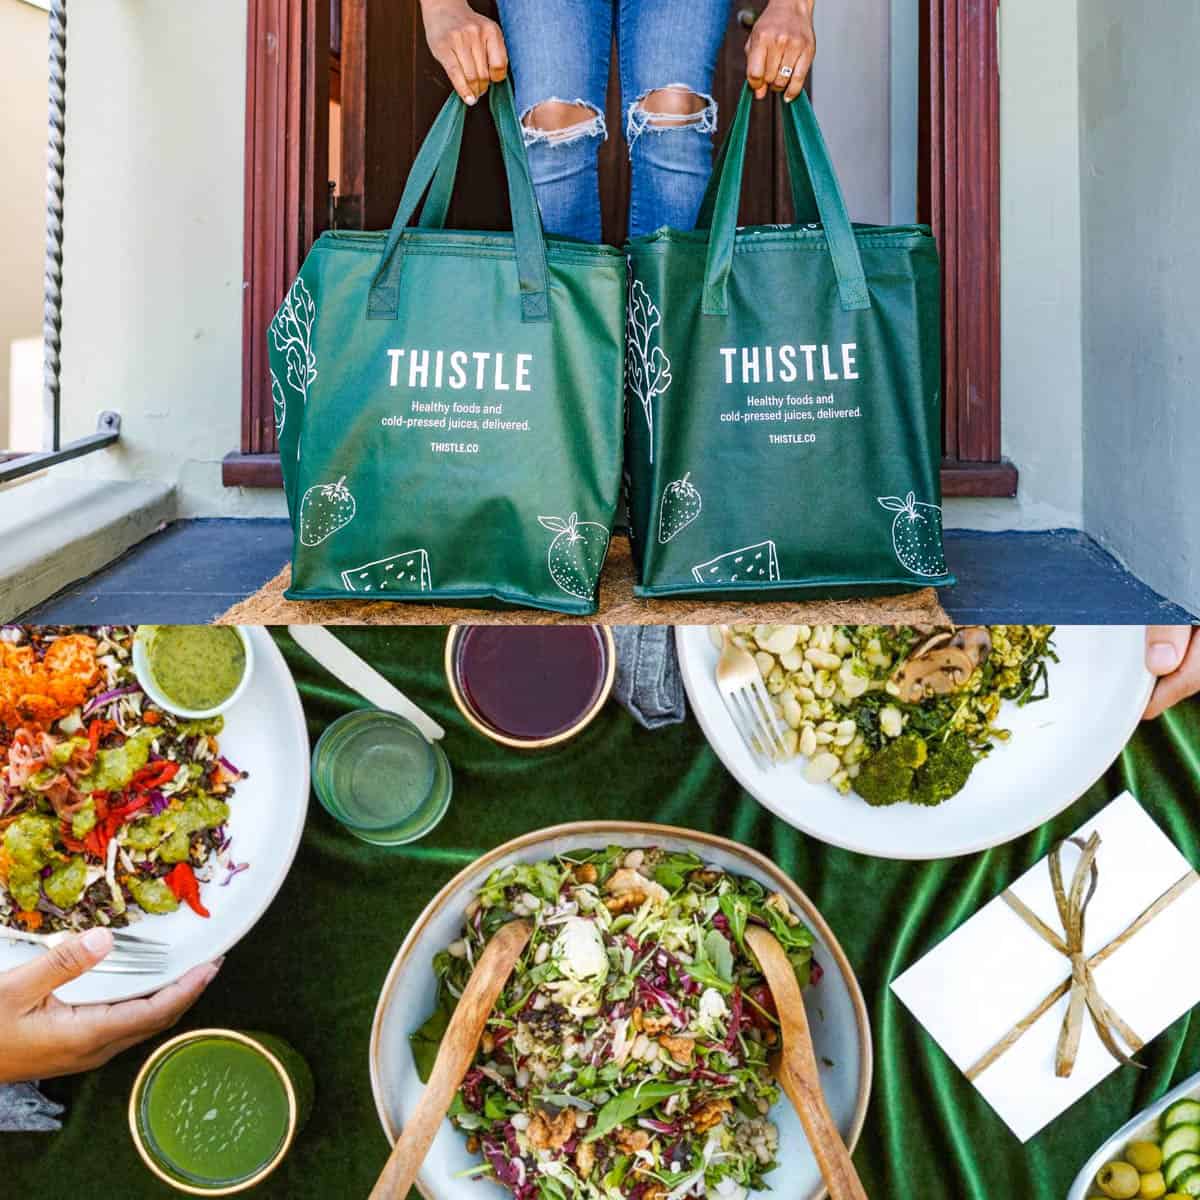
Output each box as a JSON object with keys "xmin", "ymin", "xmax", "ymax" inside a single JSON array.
[
  {"xmin": 370, "ymin": 822, "xmax": 873, "ymax": 1200},
  {"xmin": 0, "ymin": 627, "xmax": 310, "ymax": 1004},
  {"xmin": 1067, "ymin": 1069, "xmax": 1200, "ymax": 1199},
  {"xmin": 677, "ymin": 625, "xmax": 1154, "ymax": 861}
]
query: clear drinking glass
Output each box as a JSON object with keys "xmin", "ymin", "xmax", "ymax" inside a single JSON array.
[{"xmin": 311, "ymin": 709, "xmax": 452, "ymax": 845}]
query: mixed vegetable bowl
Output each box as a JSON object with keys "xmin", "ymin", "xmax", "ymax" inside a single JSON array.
[
  {"xmin": 413, "ymin": 846, "xmax": 821, "ymax": 1200},
  {"xmin": 0, "ymin": 626, "xmax": 248, "ymax": 935},
  {"xmin": 731, "ymin": 624, "xmax": 1057, "ymax": 807}
]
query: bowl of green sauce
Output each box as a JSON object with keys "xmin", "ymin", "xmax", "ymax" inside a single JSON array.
[
  {"xmin": 133, "ymin": 625, "xmax": 254, "ymax": 719},
  {"xmin": 129, "ymin": 1028, "xmax": 312, "ymax": 1195}
]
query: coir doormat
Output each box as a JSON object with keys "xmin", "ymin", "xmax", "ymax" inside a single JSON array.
[{"xmin": 217, "ymin": 538, "xmax": 949, "ymax": 626}]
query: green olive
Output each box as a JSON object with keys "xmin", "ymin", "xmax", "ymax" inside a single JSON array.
[
  {"xmin": 1138, "ymin": 1172, "xmax": 1167, "ymax": 1200},
  {"xmin": 1096, "ymin": 1162, "xmax": 1143, "ymax": 1200},
  {"xmin": 1127, "ymin": 1143, "xmax": 1164, "ymax": 1174}
]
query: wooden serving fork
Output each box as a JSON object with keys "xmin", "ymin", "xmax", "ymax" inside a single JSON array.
[
  {"xmin": 370, "ymin": 919, "xmax": 533, "ymax": 1200},
  {"xmin": 745, "ymin": 925, "xmax": 869, "ymax": 1200}
]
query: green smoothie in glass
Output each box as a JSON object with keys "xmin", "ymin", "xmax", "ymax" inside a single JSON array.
[{"xmin": 131, "ymin": 1030, "xmax": 312, "ymax": 1194}]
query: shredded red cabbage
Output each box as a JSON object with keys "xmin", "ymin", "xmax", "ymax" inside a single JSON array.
[{"xmin": 81, "ymin": 684, "xmax": 141, "ymax": 718}]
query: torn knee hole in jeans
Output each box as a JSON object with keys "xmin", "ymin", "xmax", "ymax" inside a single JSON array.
[
  {"xmin": 520, "ymin": 99, "xmax": 607, "ymax": 147},
  {"xmin": 626, "ymin": 85, "xmax": 717, "ymax": 151}
]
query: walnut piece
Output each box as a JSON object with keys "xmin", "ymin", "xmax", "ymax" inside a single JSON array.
[
  {"xmin": 604, "ymin": 891, "xmax": 649, "ymax": 914},
  {"xmin": 575, "ymin": 1141, "xmax": 596, "ymax": 1177},
  {"xmin": 606, "ymin": 868, "xmax": 669, "ymax": 903},
  {"xmin": 613, "ymin": 1127, "xmax": 652, "ymax": 1153},
  {"xmin": 527, "ymin": 1107, "xmax": 577, "ymax": 1151},
  {"xmin": 658, "ymin": 1035, "xmax": 695, "ymax": 1066},
  {"xmin": 641, "ymin": 1011, "xmax": 673, "ymax": 1036},
  {"xmin": 688, "ymin": 1099, "xmax": 733, "ymax": 1133}
]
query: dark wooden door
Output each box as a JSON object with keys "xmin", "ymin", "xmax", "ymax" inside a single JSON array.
[{"xmin": 336, "ymin": 0, "xmax": 787, "ymax": 242}]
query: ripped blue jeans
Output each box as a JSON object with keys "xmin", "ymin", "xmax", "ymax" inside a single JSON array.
[{"xmin": 496, "ymin": 0, "xmax": 729, "ymax": 242}]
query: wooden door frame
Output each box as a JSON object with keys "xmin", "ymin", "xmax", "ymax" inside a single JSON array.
[{"xmin": 224, "ymin": 0, "xmax": 1016, "ymax": 497}]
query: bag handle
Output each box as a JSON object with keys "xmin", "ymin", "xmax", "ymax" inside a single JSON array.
[
  {"xmin": 699, "ymin": 85, "xmax": 870, "ymax": 316},
  {"xmin": 695, "ymin": 95, "xmax": 817, "ymax": 229},
  {"xmin": 368, "ymin": 78, "xmax": 551, "ymax": 323}
]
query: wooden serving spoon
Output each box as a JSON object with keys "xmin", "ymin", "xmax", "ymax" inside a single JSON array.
[
  {"xmin": 370, "ymin": 919, "xmax": 533, "ymax": 1200},
  {"xmin": 745, "ymin": 925, "xmax": 868, "ymax": 1200}
]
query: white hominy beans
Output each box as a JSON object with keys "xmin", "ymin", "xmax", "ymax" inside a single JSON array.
[
  {"xmin": 448, "ymin": 940, "xmax": 467, "ymax": 958},
  {"xmin": 534, "ymin": 941, "xmax": 550, "ymax": 964},
  {"xmin": 780, "ymin": 647, "xmax": 805, "ymax": 672},
  {"xmin": 799, "ymin": 725, "xmax": 817, "ymax": 757},
  {"xmin": 781, "ymin": 694, "xmax": 803, "ymax": 729},
  {"xmin": 805, "ymin": 752, "xmax": 840, "ymax": 783},
  {"xmin": 754, "ymin": 651, "xmax": 775, "ymax": 677},
  {"xmin": 758, "ymin": 626, "xmax": 799, "ymax": 655},
  {"xmin": 623, "ymin": 849, "xmax": 645, "ymax": 870},
  {"xmin": 511, "ymin": 1111, "xmax": 530, "ymax": 1129},
  {"xmin": 805, "ymin": 647, "xmax": 841, "ymax": 671}
]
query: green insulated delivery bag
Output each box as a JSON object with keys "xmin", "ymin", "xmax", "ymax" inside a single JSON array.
[
  {"xmin": 268, "ymin": 80, "xmax": 625, "ymax": 613},
  {"xmin": 625, "ymin": 85, "xmax": 953, "ymax": 598}
]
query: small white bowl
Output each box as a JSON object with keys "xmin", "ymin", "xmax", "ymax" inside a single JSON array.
[{"xmin": 132, "ymin": 625, "xmax": 255, "ymax": 720}]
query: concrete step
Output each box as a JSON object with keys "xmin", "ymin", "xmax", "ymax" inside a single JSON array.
[{"xmin": 0, "ymin": 476, "xmax": 177, "ymax": 620}]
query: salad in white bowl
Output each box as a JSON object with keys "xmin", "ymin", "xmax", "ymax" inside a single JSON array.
[{"xmin": 410, "ymin": 845, "xmax": 820, "ymax": 1200}]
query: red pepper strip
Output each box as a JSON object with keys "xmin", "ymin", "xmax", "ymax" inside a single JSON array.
[
  {"xmin": 81, "ymin": 794, "xmax": 152, "ymax": 861},
  {"xmin": 86, "ymin": 718, "xmax": 115, "ymax": 755},
  {"xmin": 59, "ymin": 824, "xmax": 87, "ymax": 854},
  {"xmin": 131, "ymin": 761, "xmax": 179, "ymax": 791},
  {"xmin": 164, "ymin": 863, "xmax": 210, "ymax": 918}
]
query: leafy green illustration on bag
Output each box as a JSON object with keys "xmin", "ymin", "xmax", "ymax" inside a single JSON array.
[
  {"xmin": 877, "ymin": 492, "xmax": 947, "ymax": 577},
  {"xmin": 340, "ymin": 548, "xmax": 432, "ymax": 593},
  {"xmin": 691, "ymin": 540, "xmax": 780, "ymax": 586},
  {"xmin": 299, "ymin": 476, "xmax": 356, "ymax": 546},
  {"xmin": 270, "ymin": 370, "xmax": 287, "ymax": 436},
  {"xmin": 538, "ymin": 513, "xmax": 609, "ymax": 600},
  {"xmin": 270, "ymin": 277, "xmax": 318, "ymax": 426},
  {"xmin": 658, "ymin": 473, "xmax": 702, "ymax": 544},
  {"xmin": 626, "ymin": 278, "xmax": 672, "ymax": 463}
]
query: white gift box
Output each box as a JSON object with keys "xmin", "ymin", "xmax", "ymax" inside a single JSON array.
[{"xmin": 891, "ymin": 791, "xmax": 1200, "ymax": 1142}]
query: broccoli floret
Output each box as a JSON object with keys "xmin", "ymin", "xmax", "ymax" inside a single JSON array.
[
  {"xmin": 853, "ymin": 735, "xmax": 928, "ymax": 807},
  {"xmin": 911, "ymin": 732, "xmax": 977, "ymax": 806}
]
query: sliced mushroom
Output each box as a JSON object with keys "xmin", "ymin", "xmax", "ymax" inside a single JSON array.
[
  {"xmin": 891, "ymin": 646, "xmax": 977, "ymax": 702},
  {"xmin": 908, "ymin": 630, "xmax": 954, "ymax": 660},
  {"xmin": 950, "ymin": 625, "xmax": 992, "ymax": 666}
]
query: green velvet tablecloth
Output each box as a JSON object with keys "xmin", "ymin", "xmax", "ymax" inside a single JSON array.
[{"xmin": 4, "ymin": 627, "xmax": 1199, "ymax": 1199}]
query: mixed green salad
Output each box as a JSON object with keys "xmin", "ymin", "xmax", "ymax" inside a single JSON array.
[
  {"xmin": 413, "ymin": 846, "xmax": 820, "ymax": 1200},
  {"xmin": 0, "ymin": 626, "xmax": 248, "ymax": 934},
  {"xmin": 734, "ymin": 624, "xmax": 1057, "ymax": 806}
]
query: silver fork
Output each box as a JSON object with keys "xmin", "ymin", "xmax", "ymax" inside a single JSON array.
[
  {"xmin": 1, "ymin": 927, "xmax": 170, "ymax": 975},
  {"xmin": 714, "ymin": 626, "xmax": 788, "ymax": 765}
]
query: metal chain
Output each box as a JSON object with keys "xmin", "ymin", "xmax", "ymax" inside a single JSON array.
[{"xmin": 42, "ymin": 0, "xmax": 66, "ymax": 452}]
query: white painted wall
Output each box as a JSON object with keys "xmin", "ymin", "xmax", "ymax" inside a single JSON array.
[
  {"xmin": 1078, "ymin": 1, "xmax": 1200, "ymax": 613},
  {"xmin": 0, "ymin": 0, "xmax": 50, "ymax": 447},
  {"xmin": 55, "ymin": 0, "xmax": 283, "ymax": 516},
  {"xmin": 50, "ymin": 0, "xmax": 1084, "ymax": 531}
]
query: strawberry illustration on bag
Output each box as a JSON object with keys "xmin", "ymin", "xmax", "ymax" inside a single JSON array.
[
  {"xmin": 657, "ymin": 473, "xmax": 702, "ymax": 544},
  {"xmin": 299, "ymin": 476, "xmax": 356, "ymax": 546},
  {"xmin": 538, "ymin": 513, "xmax": 610, "ymax": 600},
  {"xmin": 877, "ymin": 491, "xmax": 947, "ymax": 577}
]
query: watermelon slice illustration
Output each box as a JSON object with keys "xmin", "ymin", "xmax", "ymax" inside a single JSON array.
[
  {"xmin": 691, "ymin": 541, "xmax": 780, "ymax": 586},
  {"xmin": 340, "ymin": 549, "xmax": 431, "ymax": 594}
]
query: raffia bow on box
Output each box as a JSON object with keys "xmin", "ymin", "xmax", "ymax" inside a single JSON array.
[{"xmin": 965, "ymin": 833, "xmax": 1198, "ymax": 1082}]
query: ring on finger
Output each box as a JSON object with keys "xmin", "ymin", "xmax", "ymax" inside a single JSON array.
[{"xmin": 778, "ymin": 65, "xmax": 794, "ymax": 79}]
